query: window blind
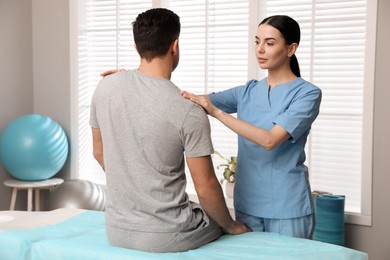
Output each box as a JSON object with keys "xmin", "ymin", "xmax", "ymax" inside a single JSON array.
[
  {"xmin": 77, "ymin": 1, "xmax": 153, "ymax": 184},
  {"xmin": 75, "ymin": 0, "xmax": 374, "ymax": 224},
  {"xmin": 166, "ymin": 0, "xmax": 249, "ymax": 190}
]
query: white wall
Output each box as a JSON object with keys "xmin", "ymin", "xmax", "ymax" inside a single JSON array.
[
  {"xmin": 32, "ymin": 0, "xmax": 71, "ymax": 130},
  {"xmin": 0, "ymin": 0, "xmax": 389, "ymax": 258},
  {"xmin": 0, "ymin": 0, "xmax": 33, "ymax": 210},
  {"xmin": 0, "ymin": 0, "xmax": 33, "ymax": 131},
  {"xmin": 0, "ymin": 0, "xmax": 72, "ymax": 210},
  {"xmin": 31, "ymin": 0, "xmax": 72, "ymax": 181}
]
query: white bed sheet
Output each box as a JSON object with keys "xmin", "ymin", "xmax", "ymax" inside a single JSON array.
[
  {"xmin": 0, "ymin": 208, "xmax": 368, "ymax": 260},
  {"xmin": 0, "ymin": 208, "xmax": 86, "ymax": 230}
]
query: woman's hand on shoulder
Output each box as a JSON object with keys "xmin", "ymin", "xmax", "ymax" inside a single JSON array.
[{"xmin": 180, "ymin": 90, "xmax": 220, "ymax": 117}]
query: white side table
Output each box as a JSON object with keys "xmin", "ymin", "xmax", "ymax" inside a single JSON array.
[{"xmin": 3, "ymin": 178, "xmax": 64, "ymax": 211}]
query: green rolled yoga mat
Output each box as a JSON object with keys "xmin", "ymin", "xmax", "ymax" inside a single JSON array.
[{"xmin": 314, "ymin": 195, "xmax": 345, "ymax": 246}]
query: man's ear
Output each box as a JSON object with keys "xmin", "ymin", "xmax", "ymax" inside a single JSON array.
[
  {"xmin": 171, "ymin": 39, "xmax": 179, "ymax": 54},
  {"xmin": 287, "ymin": 43, "xmax": 298, "ymax": 57}
]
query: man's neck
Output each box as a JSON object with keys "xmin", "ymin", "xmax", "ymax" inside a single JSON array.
[{"xmin": 138, "ymin": 57, "xmax": 172, "ymax": 80}]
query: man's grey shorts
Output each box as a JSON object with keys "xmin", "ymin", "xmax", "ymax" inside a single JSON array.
[{"xmin": 107, "ymin": 207, "xmax": 224, "ymax": 253}]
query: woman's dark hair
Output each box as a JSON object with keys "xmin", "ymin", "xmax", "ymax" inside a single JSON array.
[
  {"xmin": 259, "ymin": 15, "xmax": 301, "ymax": 77},
  {"xmin": 132, "ymin": 8, "xmax": 180, "ymax": 61}
]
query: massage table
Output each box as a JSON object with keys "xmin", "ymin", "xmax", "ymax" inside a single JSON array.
[{"xmin": 0, "ymin": 208, "xmax": 368, "ymax": 259}]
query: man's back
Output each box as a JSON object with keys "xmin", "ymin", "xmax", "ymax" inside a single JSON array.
[
  {"xmin": 90, "ymin": 8, "xmax": 248, "ymax": 253},
  {"xmin": 90, "ymin": 69, "xmax": 214, "ymax": 233}
]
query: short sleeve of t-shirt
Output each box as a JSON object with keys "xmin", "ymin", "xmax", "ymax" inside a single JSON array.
[
  {"xmin": 182, "ymin": 104, "xmax": 214, "ymax": 157},
  {"xmin": 89, "ymin": 90, "xmax": 99, "ymax": 129},
  {"xmin": 89, "ymin": 77, "xmax": 110, "ymax": 129}
]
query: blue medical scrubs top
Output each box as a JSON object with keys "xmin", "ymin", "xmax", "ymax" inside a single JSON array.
[{"xmin": 210, "ymin": 77, "xmax": 322, "ymax": 219}]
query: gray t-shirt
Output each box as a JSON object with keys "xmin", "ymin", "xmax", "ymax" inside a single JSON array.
[{"xmin": 90, "ymin": 69, "xmax": 214, "ymax": 233}]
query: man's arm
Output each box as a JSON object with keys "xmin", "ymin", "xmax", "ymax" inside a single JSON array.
[
  {"xmin": 186, "ymin": 155, "xmax": 249, "ymax": 234},
  {"xmin": 92, "ymin": 127, "xmax": 105, "ymax": 171}
]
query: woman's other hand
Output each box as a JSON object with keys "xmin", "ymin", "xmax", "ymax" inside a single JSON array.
[{"xmin": 100, "ymin": 69, "xmax": 125, "ymax": 77}]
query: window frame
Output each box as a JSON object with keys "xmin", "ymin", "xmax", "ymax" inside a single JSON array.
[{"xmin": 349, "ymin": 0, "xmax": 376, "ymax": 226}]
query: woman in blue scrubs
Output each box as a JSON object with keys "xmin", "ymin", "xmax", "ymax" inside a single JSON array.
[{"xmin": 181, "ymin": 15, "xmax": 322, "ymax": 239}]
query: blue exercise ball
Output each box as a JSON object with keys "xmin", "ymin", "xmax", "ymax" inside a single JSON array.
[{"xmin": 0, "ymin": 114, "xmax": 68, "ymax": 181}]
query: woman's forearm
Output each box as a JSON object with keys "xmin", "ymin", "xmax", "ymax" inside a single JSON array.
[{"xmin": 213, "ymin": 109, "xmax": 289, "ymax": 150}]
